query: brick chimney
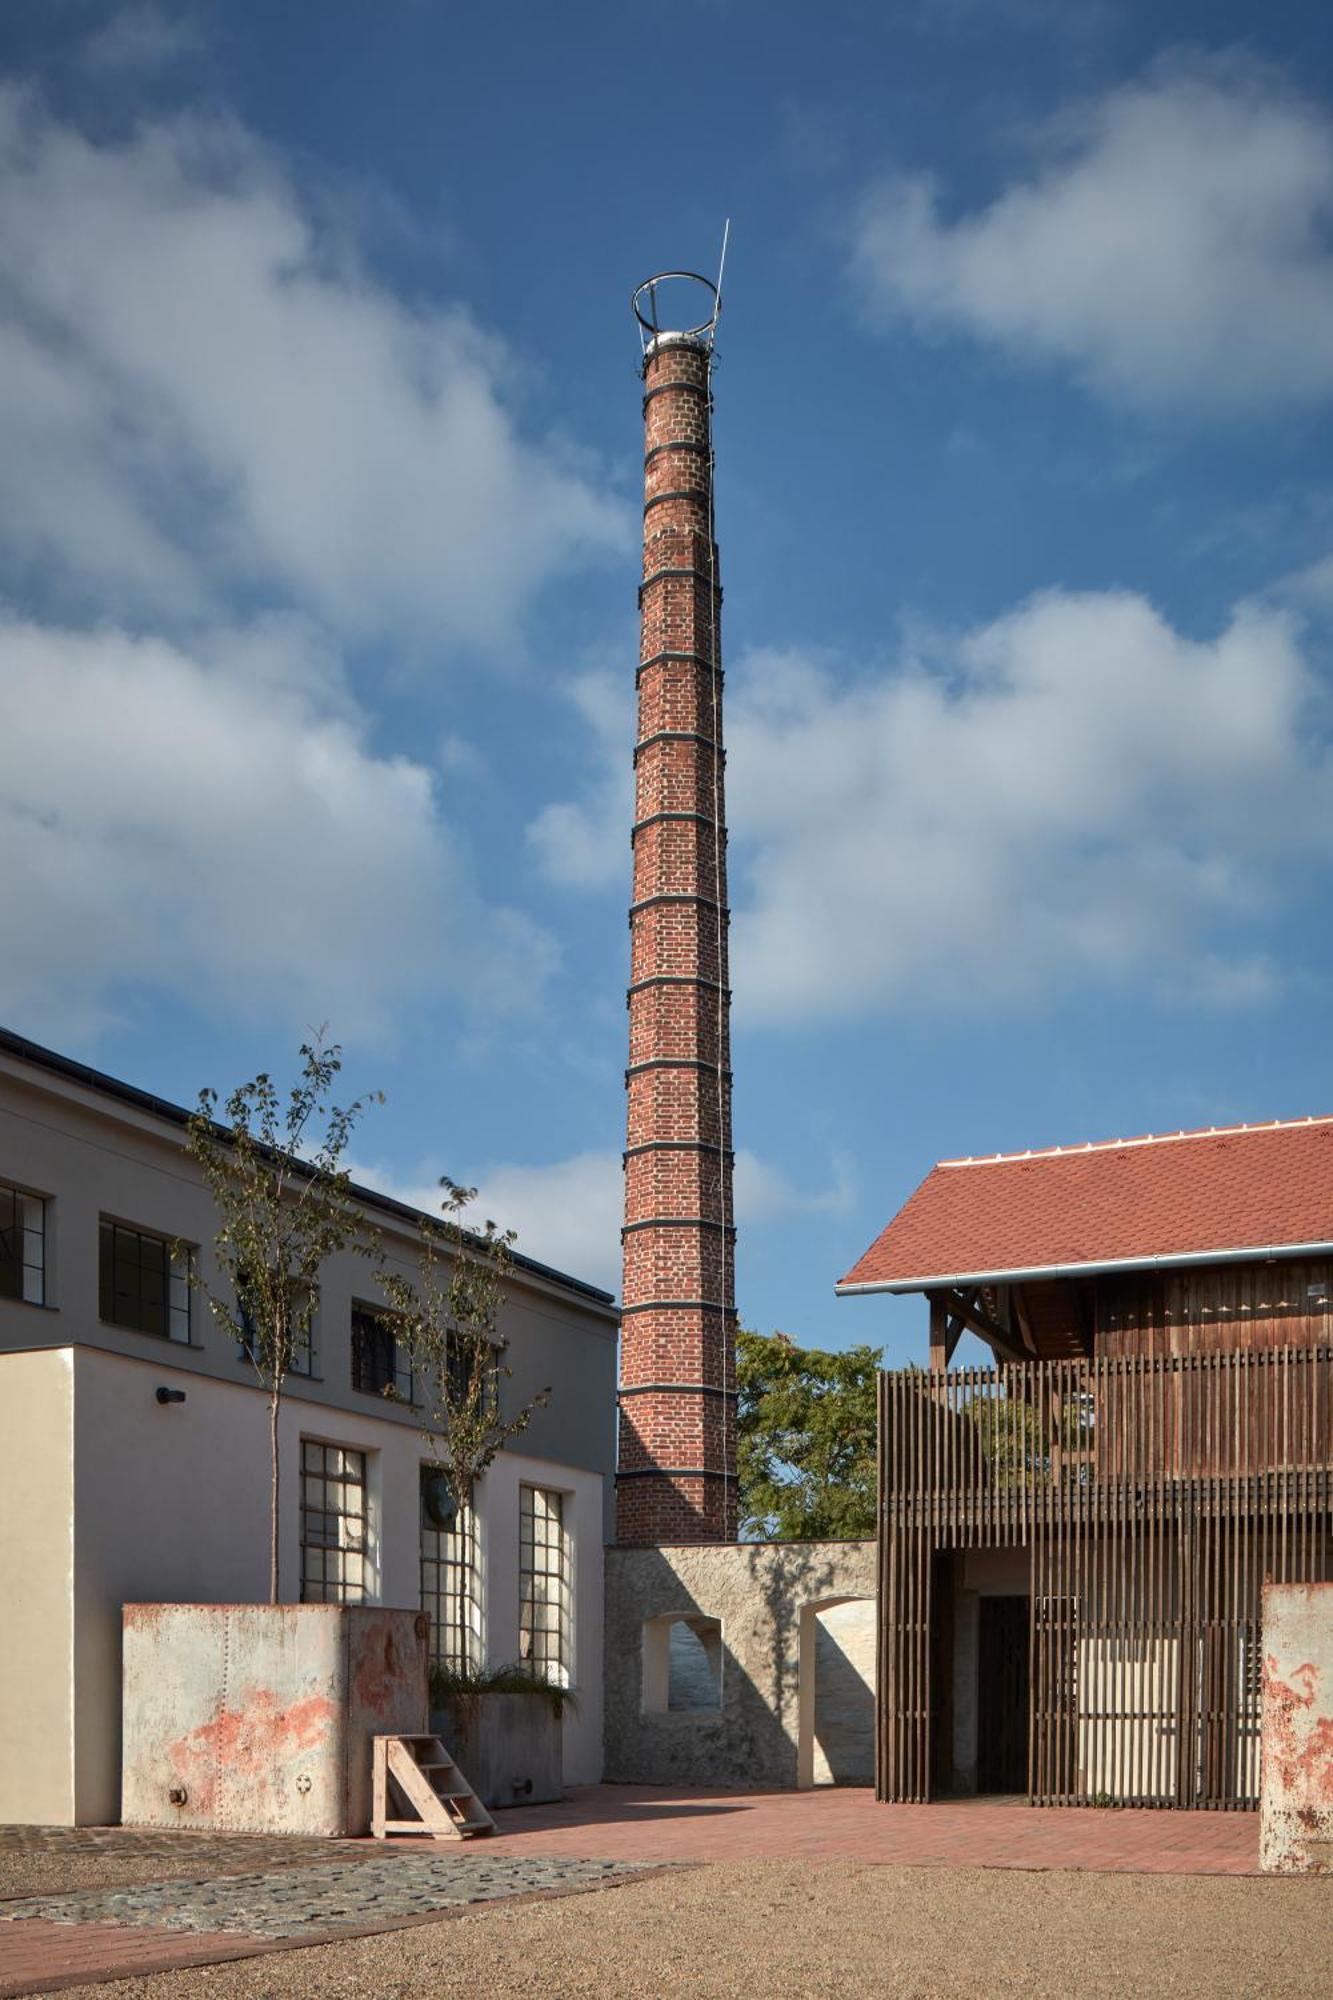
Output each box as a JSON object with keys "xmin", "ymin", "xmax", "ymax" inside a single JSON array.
[{"xmin": 617, "ymin": 282, "xmax": 737, "ymax": 1545}]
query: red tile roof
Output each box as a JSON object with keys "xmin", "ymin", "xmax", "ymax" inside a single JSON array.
[{"xmin": 837, "ymin": 1115, "xmax": 1333, "ymax": 1292}]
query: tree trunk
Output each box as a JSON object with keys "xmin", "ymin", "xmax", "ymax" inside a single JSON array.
[{"xmin": 269, "ymin": 1384, "xmax": 281, "ymax": 1605}]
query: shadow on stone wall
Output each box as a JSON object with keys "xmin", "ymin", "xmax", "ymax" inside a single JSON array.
[{"xmin": 604, "ymin": 1540, "xmax": 876, "ymax": 1789}]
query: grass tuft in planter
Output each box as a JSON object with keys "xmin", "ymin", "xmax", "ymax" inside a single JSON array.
[{"xmin": 430, "ymin": 1660, "xmax": 577, "ymax": 1723}]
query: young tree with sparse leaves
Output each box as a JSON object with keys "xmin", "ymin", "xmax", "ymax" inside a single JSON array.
[
  {"xmin": 376, "ymin": 1176, "xmax": 550, "ymax": 1524},
  {"xmin": 737, "ymin": 1327, "xmax": 882, "ymax": 1540},
  {"xmin": 183, "ymin": 1036, "xmax": 382, "ymax": 1604}
]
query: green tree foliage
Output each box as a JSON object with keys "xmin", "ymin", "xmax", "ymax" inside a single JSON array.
[
  {"xmin": 737, "ymin": 1327, "xmax": 882, "ymax": 1540},
  {"xmin": 183, "ymin": 1035, "xmax": 382, "ymax": 1604}
]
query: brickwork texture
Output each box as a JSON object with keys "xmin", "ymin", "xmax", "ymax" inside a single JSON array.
[{"xmin": 617, "ymin": 330, "xmax": 737, "ymax": 1545}]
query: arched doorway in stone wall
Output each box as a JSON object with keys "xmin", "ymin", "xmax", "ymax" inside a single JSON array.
[{"xmin": 797, "ymin": 1596, "xmax": 877, "ymax": 1789}]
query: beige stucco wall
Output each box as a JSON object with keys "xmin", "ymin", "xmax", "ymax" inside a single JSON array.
[
  {"xmin": 0, "ymin": 1349, "xmax": 76, "ymax": 1823},
  {"xmin": 0, "ymin": 1039, "xmax": 614, "ymax": 1824},
  {"xmin": 604, "ymin": 1540, "xmax": 876, "ymax": 1789},
  {"xmin": 1, "ymin": 1344, "xmax": 605, "ymax": 1825}
]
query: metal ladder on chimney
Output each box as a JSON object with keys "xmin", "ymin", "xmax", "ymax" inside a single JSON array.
[{"xmin": 371, "ymin": 1733, "xmax": 496, "ymax": 1841}]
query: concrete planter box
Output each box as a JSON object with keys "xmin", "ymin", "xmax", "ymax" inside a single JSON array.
[
  {"xmin": 121, "ymin": 1604, "xmax": 429, "ymax": 1836},
  {"xmin": 430, "ymin": 1691, "xmax": 564, "ymax": 1809}
]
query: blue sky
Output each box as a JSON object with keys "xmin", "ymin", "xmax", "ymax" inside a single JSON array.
[{"xmin": 3, "ymin": 0, "xmax": 1333, "ymax": 1366}]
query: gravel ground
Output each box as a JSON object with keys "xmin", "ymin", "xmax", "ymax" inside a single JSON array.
[
  {"xmin": 44, "ymin": 1860, "xmax": 1333, "ymax": 2000},
  {"xmin": 0, "ymin": 1837, "xmax": 367, "ymax": 1904}
]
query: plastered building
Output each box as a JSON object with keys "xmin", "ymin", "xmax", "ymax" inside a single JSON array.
[{"xmin": 0, "ymin": 1027, "xmax": 617, "ymax": 1824}]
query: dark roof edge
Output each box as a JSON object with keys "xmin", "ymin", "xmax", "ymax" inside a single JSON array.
[{"xmin": 0, "ymin": 1025, "xmax": 616, "ymax": 1312}]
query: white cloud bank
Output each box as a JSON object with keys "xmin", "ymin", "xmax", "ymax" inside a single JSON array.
[
  {"xmin": 853, "ymin": 59, "xmax": 1333, "ymax": 408},
  {"xmin": 0, "ymin": 85, "xmax": 624, "ymax": 639},
  {"xmin": 728, "ymin": 592, "xmax": 1332, "ymax": 1022},
  {"xmin": 0, "ymin": 84, "xmax": 632, "ymax": 1042},
  {"xmin": 357, "ymin": 1147, "xmax": 856, "ymax": 1296},
  {"xmin": 0, "ymin": 618, "xmax": 554, "ymax": 1040},
  {"xmin": 531, "ymin": 586, "xmax": 1333, "ymax": 1024}
]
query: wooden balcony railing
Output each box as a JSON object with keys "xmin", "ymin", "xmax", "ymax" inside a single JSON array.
[{"xmin": 881, "ymin": 1346, "xmax": 1332, "ymax": 1528}]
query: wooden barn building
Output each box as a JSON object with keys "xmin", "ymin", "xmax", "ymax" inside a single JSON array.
[{"xmin": 838, "ymin": 1115, "xmax": 1333, "ymax": 1810}]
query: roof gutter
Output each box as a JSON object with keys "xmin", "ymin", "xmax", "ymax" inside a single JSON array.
[
  {"xmin": 834, "ymin": 1238, "xmax": 1333, "ymax": 1297},
  {"xmin": 0, "ymin": 1024, "xmax": 616, "ymax": 1312}
]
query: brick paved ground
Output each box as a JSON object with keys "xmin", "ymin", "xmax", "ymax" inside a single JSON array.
[
  {"xmin": 0, "ymin": 1920, "xmax": 280, "ymax": 1999},
  {"xmin": 453, "ymin": 1784, "xmax": 1261, "ymax": 1874},
  {"xmin": 0, "ymin": 1788, "xmax": 1263, "ymax": 1996}
]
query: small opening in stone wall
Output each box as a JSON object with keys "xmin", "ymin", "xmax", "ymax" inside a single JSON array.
[{"xmin": 642, "ymin": 1614, "xmax": 723, "ymax": 1714}]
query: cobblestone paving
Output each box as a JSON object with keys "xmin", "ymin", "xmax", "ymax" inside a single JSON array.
[{"xmin": 0, "ymin": 1854, "xmax": 663, "ymax": 1941}]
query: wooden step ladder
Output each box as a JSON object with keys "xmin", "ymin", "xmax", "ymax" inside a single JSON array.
[{"xmin": 371, "ymin": 1733, "xmax": 496, "ymax": 1841}]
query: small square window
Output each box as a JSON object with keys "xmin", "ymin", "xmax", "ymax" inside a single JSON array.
[
  {"xmin": 0, "ymin": 1182, "xmax": 47, "ymax": 1306},
  {"xmin": 643, "ymin": 1615, "xmax": 723, "ymax": 1714},
  {"xmin": 351, "ymin": 1306, "xmax": 413, "ymax": 1401},
  {"xmin": 99, "ymin": 1218, "xmax": 190, "ymax": 1342}
]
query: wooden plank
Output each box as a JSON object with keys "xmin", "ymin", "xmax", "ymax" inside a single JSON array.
[{"xmin": 877, "ymin": 1343, "xmax": 1333, "ymax": 1810}]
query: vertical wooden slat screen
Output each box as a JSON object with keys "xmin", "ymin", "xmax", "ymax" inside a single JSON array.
[{"xmin": 878, "ymin": 1347, "xmax": 1333, "ymax": 1809}]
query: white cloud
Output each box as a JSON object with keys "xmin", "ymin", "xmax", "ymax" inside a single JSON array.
[
  {"xmin": 348, "ymin": 1151, "xmax": 623, "ymax": 1293},
  {"xmin": 726, "ymin": 593, "xmax": 1333, "ymax": 1022},
  {"xmin": 0, "ymin": 615, "xmax": 555, "ymax": 1041},
  {"xmin": 354, "ymin": 1146, "xmax": 856, "ymax": 1296},
  {"xmin": 0, "ymin": 86, "xmax": 626, "ymax": 638},
  {"xmin": 525, "ymin": 669, "xmax": 634, "ymax": 889},
  {"xmin": 853, "ymin": 59, "xmax": 1333, "ymax": 408},
  {"xmin": 526, "ymin": 583, "xmax": 1333, "ymax": 1025}
]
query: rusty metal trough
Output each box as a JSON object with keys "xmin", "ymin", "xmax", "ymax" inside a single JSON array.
[
  {"xmin": 121, "ymin": 1604, "xmax": 429, "ymax": 1837},
  {"xmin": 1260, "ymin": 1581, "xmax": 1333, "ymax": 1874}
]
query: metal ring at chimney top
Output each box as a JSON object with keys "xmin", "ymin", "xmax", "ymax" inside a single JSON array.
[{"xmin": 632, "ymin": 271, "xmax": 720, "ymax": 353}]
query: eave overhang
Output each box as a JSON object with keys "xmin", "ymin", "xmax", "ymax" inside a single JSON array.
[{"xmin": 834, "ymin": 1238, "xmax": 1333, "ymax": 1298}]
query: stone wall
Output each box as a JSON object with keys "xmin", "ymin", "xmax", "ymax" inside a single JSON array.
[{"xmin": 604, "ymin": 1540, "xmax": 876, "ymax": 1788}]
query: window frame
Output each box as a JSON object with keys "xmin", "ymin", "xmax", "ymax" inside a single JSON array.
[
  {"xmin": 350, "ymin": 1302, "xmax": 414, "ymax": 1402},
  {"xmin": 518, "ymin": 1483, "xmax": 572, "ymax": 1688},
  {"xmin": 419, "ymin": 1466, "xmax": 481, "ymax": 1672},
  {"xmin": 299, "ymin": 1438, "xmax": 369, "ymax": 1604},
  {"xmin": 0, "ymin": 1179, "xmax": 48, "ymax": 1307},
  {"xmin": 98, "ymin": 1215, "xmax": 191, "ymax": 1343}
]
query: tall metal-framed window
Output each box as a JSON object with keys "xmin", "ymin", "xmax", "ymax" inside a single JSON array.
[
  {"xmin": 518, "ymin": 1484, "xmax": 571, "ymax": 1686},
  {"xmin": 419, "ymin": 1466, "xmax": 480, "ymax": 1672},
  {"xmin": 350, "ymin": 1305, "xmax": 413, "ymax": 1401},
  {"xmin": 0, "ymin": 1182, "xmax": 46, "ymax": 1305},
  {"xmin": 98, "ymin": 1218, "xmax": 190, "ymax": 1342},
  {"xmin": 299, "ymin": 1440, "xmax": 368, "ymax": 1603}
]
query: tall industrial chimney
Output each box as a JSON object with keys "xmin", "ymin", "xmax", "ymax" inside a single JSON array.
[{"xmin": 617, "ymin": 270, "xmax": 737, "ymax": 1545}]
